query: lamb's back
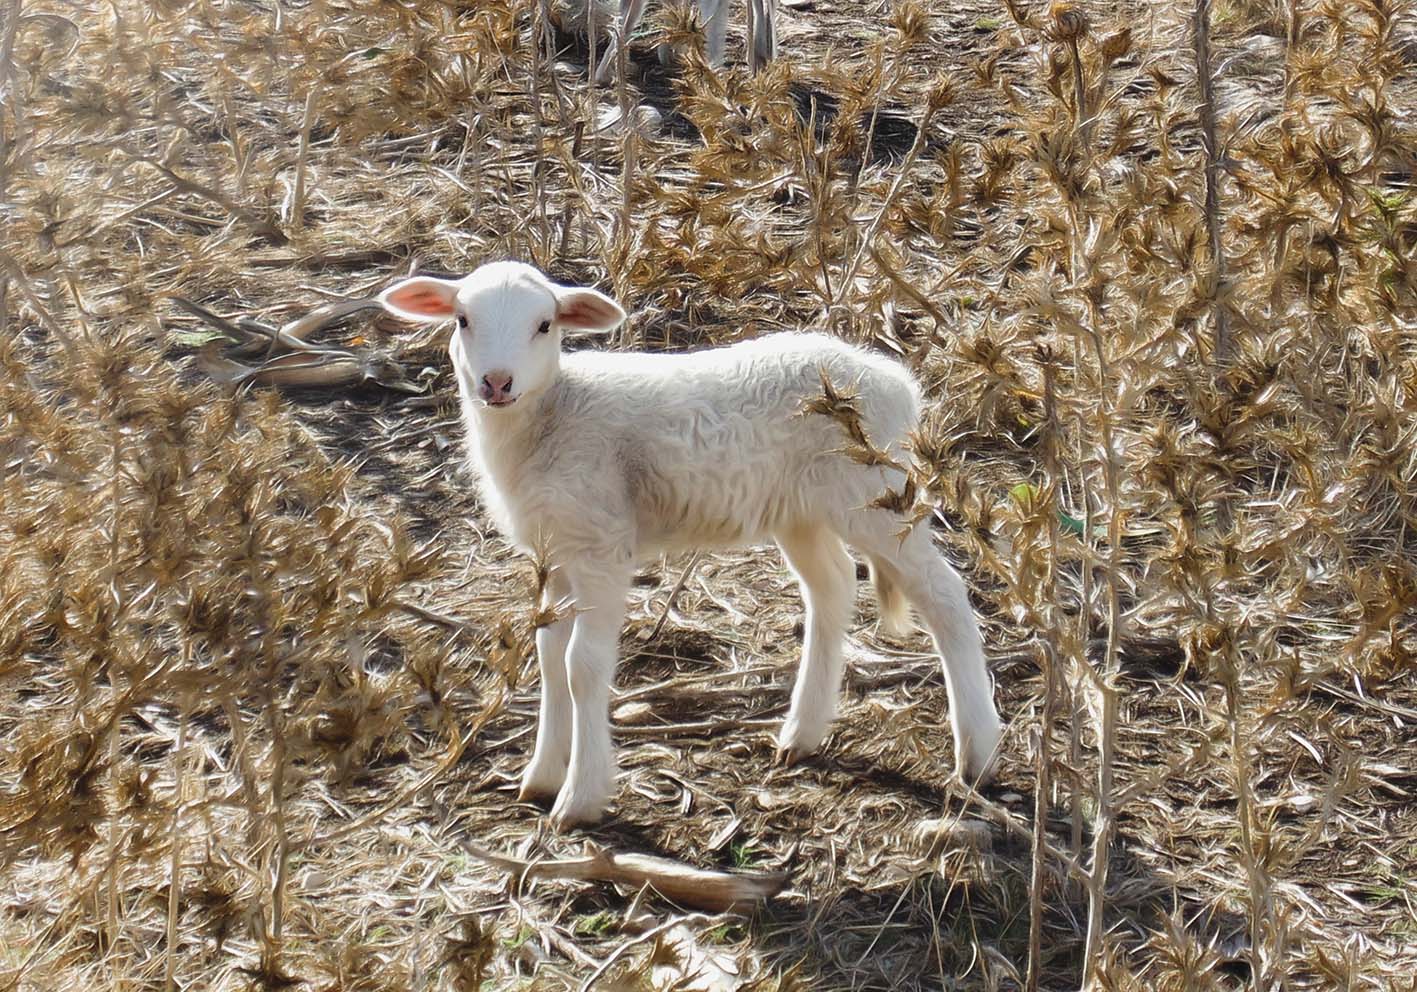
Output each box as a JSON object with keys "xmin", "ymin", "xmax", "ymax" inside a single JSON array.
[{"xmin": 555, "ymin": 332, "xmax": 922, "ymax": 551}]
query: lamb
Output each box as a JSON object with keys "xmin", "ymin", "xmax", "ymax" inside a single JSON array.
[
  {"xmin": 554, "ymin": 0, "xmax": 777, "ymax": 83},
  {"xmin": 379, "ymin": 261, "xmax": 1004, "ymax": 829}
]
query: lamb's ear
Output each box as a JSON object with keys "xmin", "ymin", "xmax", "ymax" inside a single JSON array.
[
  {"xmin": 379, "ymin": 276, "xmax": 460, "ymax": 322},
  {"xmin": 552, "ymin": 284, "xmax": 625, "ymax": 334}
]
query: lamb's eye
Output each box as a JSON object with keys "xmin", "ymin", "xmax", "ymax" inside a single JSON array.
[
  {"xmin": 537, "ymin": 320, "xmax": 551, "ymax": 335},
  {"xmin": 455, "ymin": 314, "xmax": 468, "ymax": 330}
]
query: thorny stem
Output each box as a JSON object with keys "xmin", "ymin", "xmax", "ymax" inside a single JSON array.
[
  {"xmin": 647, "ymin": 552, "xmax": 702, "ymax": 644},
  {"xmin": 794, "ymin": 97, "xmax": 835, "ymax": 309},
  {"xmin": 222, "ymin": 698, "xmax": 269, "ymax": 942},
  {"xmin": 139, "ymin": 157, "xmax": 289, "ymax": 245},
  {"xmin": 830, "ymin": 101, "xmax": 940, "ymax": 331},
  {"xmin": 1027, "ymin": 653, "xmax": 1058, "ymax": 992},
  {"xmin": 1080, "ymin": 336, "xmax": 1125, "ymax": 987},
  {"xmin": 291, "ymin": 87, "xmax": 317, "ymax": 232},
  {"xmin": 1223, "ymin": 640, "xmax": 1270, "ymax": 991},
  {"xmin": 1067, "ymin": 288, "xmax": 1089, "ymax": 872},
  {"xmin": 1064, "ymin": 159, "xmax": 1092, "ymax": 874},
  {"xmin": 1069, "ymin": 195, "xmax": 1125, "ymax": 986},
  {"xmin": 1026, "ymin": 355, "xmax": 1062, "ymax": 992},
  {"xmin": 470, "ymin": 112, "xmax": 485, "ymax": 222},
  {"xmin": 106, "ymin": 728, "xmax": 120, "ymax": 979},
  {"xmin": 1191, "ymin": 0, "xmax": 1231, "ymax": 364},
  {"xmin": 267, "ymin": 695, "xmax": 291, "ymax": 946},
  {"xmin": 0, "ymin": 0, "xmax": 16, "ymax": 343},
  {"xmin": 163, "ymin": 689, "xmax": 193, "ymax": 992},
  {"xmin": 1282, "ymin": 0, "xmax": 1302, "ymax": 106},
  {"xmin": 0, "ymin": 0, "xmax": 23, "ymax": 203},
  {"xmin": 868, "ymin": 244, "xmax": 951, "ymax": 331},
  {"xmin": 852, "ymin": 46, "xmax": 892, "ymax": 194},
  {"xmin": 529, "ymin": 2, "xmax": 551, "ymax": 262},
  {"xmin": 105, "ymin": 412, "xmax": 124, "ymax": 971},
  {"xmin": 1067, "ymin": 37, "xmax": 1090, "ymax": 150},
  {"xmin": 221, "ymin": 92, "xmax": 251, "ymax": 200},
  {"xmin": 587, "ymin": 0, "xmax": 600, "ymax": 177},
  {"xmin": 1069, "ymin": 482, "xmax": 1085, "ymax": 858},
  {"xmin": 615, "ymin": 15, "xmax": 636, "ymax": 324}
]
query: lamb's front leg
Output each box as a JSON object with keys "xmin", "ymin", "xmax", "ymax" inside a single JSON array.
[
  {"xmin": 520, "ymin": 568, "xmax": 574, "ymax": 803},
  {"xmin": 550, "ymin": 565, "xmax": 631, "ymax": 829},
  {"xmin": 700, "ymin": 0, "xmax": 731, "ymax": 66},
  {"xmin": 592, "ymin": 0, "xmax": 652, "ymax": 84}
]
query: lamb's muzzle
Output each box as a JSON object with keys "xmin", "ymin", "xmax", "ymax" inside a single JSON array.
[
  {"xmin": 480, "ymin": 371, "xmax": 515, "ymax": 405},
  {"xmin": 378, "ymin": 261, "xmax": 1005, "ymax": 830}
]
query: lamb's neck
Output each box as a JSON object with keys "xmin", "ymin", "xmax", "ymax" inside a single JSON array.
[{"xmin": 464, "ymin": 388, "xmax": 554, "ymax": 487}]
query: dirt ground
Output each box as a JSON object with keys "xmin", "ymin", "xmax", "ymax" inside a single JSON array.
[{"xmin": 2, "ymin": 1, "xmax": 1416, "ymax": 990}]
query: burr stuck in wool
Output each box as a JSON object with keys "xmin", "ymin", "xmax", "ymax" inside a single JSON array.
[{"xmin": 380, "ymin": 261, "xmax": 1004, "ymax": 828}]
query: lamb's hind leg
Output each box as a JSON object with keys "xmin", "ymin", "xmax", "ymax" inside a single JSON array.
[
  {"xmin": 776, "ymin": 525, "xmax": 857, "ymax": 763},
  {"xmin": 520, "ymin": 567, "xmax": 574, "ymax": 803},
  {"xmin": 844, "ymin": 511, "xmax": 1003, "ymax": 783},
  {"xmin": 747, "ymin": 0, "xmax": 777, "ymax": 72}
]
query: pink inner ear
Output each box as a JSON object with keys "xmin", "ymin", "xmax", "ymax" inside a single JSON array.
[
  {"xmin": 557, "ymin": 290, "xmax": 623, "ymax": 330},
  {"xmin": 388, "ymin": 284, "xmax": 454, "ymax": 317}
]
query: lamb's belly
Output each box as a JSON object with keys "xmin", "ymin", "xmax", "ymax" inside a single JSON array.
[
  {"xmin": 637, "ymin": 476, "xmax": 806, "ymax": 553},
  {"xmin": 643, "ymin": 517, "xmax": 754, "ymax": 555}
]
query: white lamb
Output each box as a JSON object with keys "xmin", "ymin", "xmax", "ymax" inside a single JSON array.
[{"xmin": 380, "ymin": 261, "xmax": 1003, "ymax": 828}]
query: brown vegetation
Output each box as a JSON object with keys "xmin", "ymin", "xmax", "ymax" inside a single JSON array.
[{"xmin": 1, "ymin": 0, "xmax": 1415, "ymax": 989}]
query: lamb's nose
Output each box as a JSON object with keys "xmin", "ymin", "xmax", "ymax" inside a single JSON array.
[{"xmin": 480, "ymin": 371, "xmax": 513, "ymax": 401}]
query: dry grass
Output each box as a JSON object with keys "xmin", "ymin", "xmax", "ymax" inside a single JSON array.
[{"xmin": 2, "ymin": 0, "xmax": 1416, "ymax": 989}]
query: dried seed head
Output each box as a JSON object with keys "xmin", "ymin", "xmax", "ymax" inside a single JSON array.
[
  {"xmin": 926, "ymin": 75, "xmax": 956, "ymax": 113},
  {"xmin": 1046, "ymin": 2, "xmax": 1089, "ymax": 42},
  {"xmin": 890, "ymin": 0, "xmax": 930, "ymax": 48},
  {"xmin": 1099, "ymin": 26, "xmax": 1131, "ymax": 61},
  {"xmin": 869, "ymin": 476, "xmax": 918, "ymax": 515}
]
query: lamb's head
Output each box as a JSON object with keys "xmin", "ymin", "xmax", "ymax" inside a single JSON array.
[{"xmin": 379, "ymin": 261, "xmax": 625, "ymax": 409}]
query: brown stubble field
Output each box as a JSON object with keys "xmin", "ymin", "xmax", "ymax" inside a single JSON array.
[{"xmin": 2, "ymin": 0, "xmax": 1416, "ymax": 989}]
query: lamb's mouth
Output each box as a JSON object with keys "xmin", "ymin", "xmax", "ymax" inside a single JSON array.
[{"xmin": 485, "ymin": 395, "xmax": 518, "ymax": 408}]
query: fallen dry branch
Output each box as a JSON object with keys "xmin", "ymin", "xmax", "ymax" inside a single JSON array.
[
  {"xmin": 458, "ymin": 838, "xmax": 787, "ymax": 913},
  {"xmin": 171, "ymin": 294, "xmax": 422, "ymax": 392},
  {"xmin": 194, "ymin": 340, "xmax": 419, "ymax": 392}
]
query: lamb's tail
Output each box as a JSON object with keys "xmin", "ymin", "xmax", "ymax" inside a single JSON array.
[{"xmin": 869, "ymin": 557, "xmax": 914, "ymax": 638}]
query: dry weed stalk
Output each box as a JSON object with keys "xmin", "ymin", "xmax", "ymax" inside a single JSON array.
[{"xmin": 1191, "ymin": 0, "xmax": 1232, "ymax": 364}]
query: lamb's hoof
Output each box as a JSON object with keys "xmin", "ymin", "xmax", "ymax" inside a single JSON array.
[
  {"xmin": 517, "ymin": 781, "xmax": 557, "ymax": 806},
  {"xmin": 956, "ymin": 762, "xmax": 996, "ymax": 790},
  {"xmin": 548, "ymin": 796, "xmax": 606, "ymax": 833},
  {"xmin": 518, "ymin": 765, "xmax": 566, "ymax": 806},
  {"xmin": 776, "ymin": 717, "xmax": 827, "ymax": 767},
  {"xmin": 544, "ymin": 787, "xmax": 606, "ymax": 833},
  {"xmin": 773, "ymin": 742, "xmax": 816, "ymax": 768},
  {"xmin": 773, "ymin": 747, "xmax": 797, "ymax": 768},
  {"xmin": 957, "ymin": 735, "xmax": 1004, "ymax": 788}
]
